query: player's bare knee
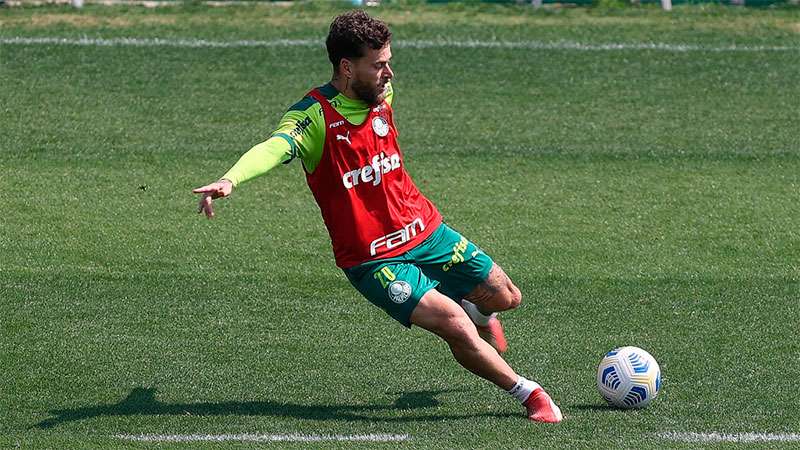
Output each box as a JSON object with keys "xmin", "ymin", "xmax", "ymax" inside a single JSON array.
[
  {"xmin": 485, "ymin": 283, "xmax": 521, "ymax": 311},
  {"xmin": 481, "ymin": 264, "xmax": 522, "ymax": 310},
  {"xmin": 439, "ymin": 314, "xmax": 480, "ymax": 349},
  {"xmin": 506, "ymin": 283, "xmax": 522, "ymax": 309}
]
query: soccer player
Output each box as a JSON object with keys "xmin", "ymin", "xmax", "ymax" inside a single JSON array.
[{"xmin": 193, "ymin": 10, "xmax": 562, "ymax": 423}]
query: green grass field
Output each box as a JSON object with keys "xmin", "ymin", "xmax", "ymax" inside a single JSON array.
[{"xmin": 2, "ymin": 2, "xmax": 799, "ymax": 448}]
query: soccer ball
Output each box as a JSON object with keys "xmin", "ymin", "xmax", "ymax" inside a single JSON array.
[{"xmin": 597, "ymin": 346, "xmax": 661, "ymax": 408}]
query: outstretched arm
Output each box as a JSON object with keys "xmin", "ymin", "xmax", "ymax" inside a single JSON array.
[
  {"xmin": 192, "ymin": 100, "xmax": 325, "ymax": 219},
  {"xmin": 191, "ymin": 137, "xmax": 290, "ymax": 218}
]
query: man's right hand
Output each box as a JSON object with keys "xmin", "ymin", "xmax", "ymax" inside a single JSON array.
[{"xmin": 192, "ymin": 179, "xmax": 234, "ymax": 219}]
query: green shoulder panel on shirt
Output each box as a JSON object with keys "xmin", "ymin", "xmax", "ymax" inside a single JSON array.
[
  {"xmin": 223, "ymin": 82, "xmax": 398, "ymax": 182},
  {"xmin": 272, "ymin": 98, "xmax": 325, "ymax": 173},
  {"xmin": 273, "ymin": 82, "xmax": 395, "ymax": 174},
  {"xmin": 286, "ymin": 95, "xmax": 318, "ymax": 114}
]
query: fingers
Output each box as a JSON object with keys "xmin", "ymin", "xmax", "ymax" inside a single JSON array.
[
  {"xmin": 198, "ymin": 194, "xmax": 215, "ymax": 219},
  {"xmin": 194, "ymin": 181, "xmax": 233, "ymax": 218},
  {"xmin": 192, "ymin": 183, "xmax": 230, "ymax": 199},
  {"xmin": 192, "ymin": 184, "xmax": 217, "ymax": 194}
]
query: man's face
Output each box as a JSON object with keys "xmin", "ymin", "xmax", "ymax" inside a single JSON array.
[{"xmin": 346, "ymin": 44, "xmax": 394, "ymax": 105}]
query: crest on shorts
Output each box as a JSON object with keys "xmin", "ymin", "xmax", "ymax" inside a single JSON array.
[
  {"xmin": 372, "ymin": 116, "xmax": 389, "ymax": 137},
  {"xmin": 388, "ymin": 281, "xmax": 411, "ymax": 304}
]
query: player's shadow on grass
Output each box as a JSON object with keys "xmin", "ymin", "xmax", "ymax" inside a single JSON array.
[{"xmin": 36, "ymin": 387, "xmax": 515, "ymax": 429}]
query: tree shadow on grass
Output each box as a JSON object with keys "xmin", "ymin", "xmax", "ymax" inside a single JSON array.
[{"xmin": 36, "ymin": 387, "xmax": 516, "ymax": 429}]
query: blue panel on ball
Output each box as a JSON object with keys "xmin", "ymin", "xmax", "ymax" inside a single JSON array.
[
  {"xmin": 628, "ymin": 352, "xmax": 650, "ymax": 373},
  {"xmin": 601, "ymin": 366, "xmax": 614, "ymax": 384},
  {"xmin": 601, "ymin": 366, "xmax": 621, "ymax": 390},
  {"xmin": 605, "ymin": 349, "xmax": 620, "ymax": 357},
  {"xmin": 655, "ymin": 371, "xmax": 661, "ymax": 392},
  {"xmin": 623, "ymin": 385, "xmax": 648, "ymax": 406}
]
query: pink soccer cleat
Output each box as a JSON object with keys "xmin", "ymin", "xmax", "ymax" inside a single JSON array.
[
  {"xmin": 475, "ymin": 316, "xmax": 508, "ymax": 354},
  {"xmin": 523, "ymin": 388, "xmax": 563, "ymax": 423}
]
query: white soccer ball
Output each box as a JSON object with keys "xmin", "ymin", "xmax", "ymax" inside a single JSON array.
[{"xmin": 597, "ymin": 346, "xmax": 661, "ymax": 409}]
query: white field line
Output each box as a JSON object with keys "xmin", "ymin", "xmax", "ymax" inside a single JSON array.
[
  {"xmin": 0, "ymin": 36, "xmax": 798, "ymax": 52},
  {"xmin": 0, "ymin": 36, "xmax": 317, "ymax": 48},
  {"xmin": 6, "ymin": 0, "xmax": 294, "ymax": 5},
  {"xmin": 115, "ymin": 433, "xmax": 411, "ymax": 442},
  {"xmin": 659, "ymin": 432, "xmax": 800, "ymax": 443}
]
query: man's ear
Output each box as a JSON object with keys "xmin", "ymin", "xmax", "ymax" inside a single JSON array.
[{"xmin": 341, "ymin": 58, "xmax": 354, "ymax": 78}]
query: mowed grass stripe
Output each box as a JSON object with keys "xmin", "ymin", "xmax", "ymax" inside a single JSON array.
[{"xmin": 1, "ymin": 36, "xmax": 799, "ymax": 52}]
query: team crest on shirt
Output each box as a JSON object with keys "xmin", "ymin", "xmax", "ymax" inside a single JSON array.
[
  {"xmin": 387, "ymin": 281, "xmax": 411, "ymax": 304},
  {"xmin": 372, "ymin": 116, "xmax": 390, "ymax": 137}
]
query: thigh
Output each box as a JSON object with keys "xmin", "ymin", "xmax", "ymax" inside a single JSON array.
[
  {"xmin": 344, "ymin": 260, "xmax": 439, "ymax": 328},
  {"xmin": 411, "ymin": 223, "xmax": 495, "ymax": 302}
]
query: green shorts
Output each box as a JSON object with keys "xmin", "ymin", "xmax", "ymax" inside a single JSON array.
[{"xmin": 343, "ymin": 223, "xmax": 494, "ymax": 328}]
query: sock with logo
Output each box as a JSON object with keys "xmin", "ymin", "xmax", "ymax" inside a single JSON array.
[
  {"xmin": 461, "ymin": 299, "xmax": 496, "ymax": 327},
  {"xmin": 507, "ymin": 376, "xmax": 541, "ymax": 403}
]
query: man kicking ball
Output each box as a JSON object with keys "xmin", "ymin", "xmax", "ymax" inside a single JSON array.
[{"xmin": 193, "ymin": 10, "xmax": 562, "ymax": 423}]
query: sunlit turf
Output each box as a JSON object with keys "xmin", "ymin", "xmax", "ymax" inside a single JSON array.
[{"xmin": 1, "ymin": 3, "xmax": 799, "ymax": 448}]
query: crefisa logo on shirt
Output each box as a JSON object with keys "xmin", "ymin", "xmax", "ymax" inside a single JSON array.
[
  {"xmin": 372, "ymin": 116, "xmax": 389, "ymax": 137},
  {"xmin": 342, "ymin": 151, "xmax": 401, "ymax": 190}
]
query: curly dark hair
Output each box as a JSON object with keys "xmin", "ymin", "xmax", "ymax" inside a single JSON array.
[{"xmin": 326, "ymin": 10, "xmax": 392, "ymax": 72}]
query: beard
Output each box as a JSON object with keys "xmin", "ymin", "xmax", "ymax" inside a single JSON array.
[{"xmin": 351, "ymin": 78, "xmax": 386, "ymax": 106}]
